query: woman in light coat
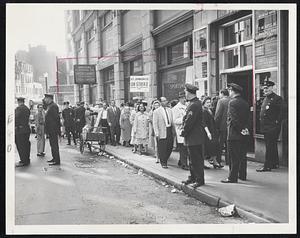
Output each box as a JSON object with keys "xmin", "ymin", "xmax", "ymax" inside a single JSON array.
[
  {"xmin": 35, "ymin": 104, "xmax": 45, "ymax": 156},
  {"xmin": 120, "ymin": 106, "xmax": 132, "ymax": 146},
  {"xmin": 130, "ymin": 102, "xmax": 139, "ymax": 152},
  {"xmin": 132, "ymin": 103, "xmax": 149, "ymax": 155},
  {"xmin": 148, "ymin": 100, "xmax": 160, "ymax": 162}
]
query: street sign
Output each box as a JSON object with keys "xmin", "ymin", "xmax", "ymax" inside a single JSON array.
[
  {"xmin": 130, "ymin": 75, "xmax": 150, "ymax": 93},
  {"xmin": 74, "ymin": 64, "xmax": 96, "ymax": 84}
]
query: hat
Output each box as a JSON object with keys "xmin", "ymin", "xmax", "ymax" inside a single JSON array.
[
  {"xmin": 185, "ymin": 83, "xmax": 199, "ymax": 94},
  {"xmin": 44, "ymin": 93, "xmax": 54, "ymax": 99},
  {"xmin": 80, "ymin": 101, "xmax": 85, "ymax": 105},
  {"xmin": 16, "ymin": 97, "xmax": 25, "ymax": 102},
  {"xmin": 178, "ymin": 91, "xmax": 185, "ymax": 98},
  {"xmin": 263, "ymin": 81, "xmax": 275, "ymax": 88},
  {"xmin": 227, "ymin": 83, "xmax": 243, "ymax": 92}
]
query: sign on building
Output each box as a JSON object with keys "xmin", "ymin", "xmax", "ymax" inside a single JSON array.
[
  {"xmin": 74, "ymin": 64, "xmax": 96, "ymax": 84},
  {"xmin": 130, "ymin": 75, "xmax": 150, "ymax": 93}
]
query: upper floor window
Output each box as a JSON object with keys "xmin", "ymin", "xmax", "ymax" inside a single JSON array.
[
  {"xmin": 86, "ymin": 27, "xmax": 95, "ymax": 41},
  {"xmin": 75, "ymin": 39, "xmax": 82, "ymax": 51},
  {"xmin": 167, "ymin": 39, "xmax": 191, "ymax": 64},
  {"xmin": 102, "ymin": 11, "xmax": 113, "ymax": 29}
]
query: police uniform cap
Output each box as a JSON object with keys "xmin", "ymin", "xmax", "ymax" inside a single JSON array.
[
  {"xmin": 178, "ymin": 91, "xmax": 186, "ymax": 98},
  {"xmin": 44, "ymin": 93, "xmax": 54, "ymax": 99},
  {"xmin": 16, "ymin": 97, "xmax": 25, "ymax": 102},
  {"xmin": 185, "ymin": 83, "xmax": 199, "ymax": 94},
  {"xmin": 227, "ymin": 83, "xmax": 243, "ymax": 92},
  {"xmin": 263, "ymin": 81, "xmax": 275, "ymax": 88}
]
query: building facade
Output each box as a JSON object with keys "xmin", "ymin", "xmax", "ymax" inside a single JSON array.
[
  {"xmin": 65, "ymin": 10, "xmax": 288, "ymax": 165},
  {"xmin": 15, "ymin": 57, "xmax": 44, "ymax": 104}
]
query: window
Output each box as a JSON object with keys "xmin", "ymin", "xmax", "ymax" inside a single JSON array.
[
  {"xmin": 224, "ymin": 48, "xmax": 238, "ymax": 69},
  {"xmin": 167, "ymin": 40, "xmax": 190, "ymax": 64},
  {"xmin": 241, "ymin": 45, "xmax": 253, "ymax": 66},
  {"xmin": 103, "ymin": 11, "xmax": 113, "ymax": 28},
  {"xmin": 131, "ymin": 58, "xmax": 142, "ymax": 74},
  {"xmin": 86, "ymin": 27, "xmax": 95, "ymax": 41},
  {"xmin": 75, "ymin": 39, "xmax": 81, "ymax": 51},
  {"xmin": 157, "ymin": 48, "xmax": 166, "ymax": 66}
]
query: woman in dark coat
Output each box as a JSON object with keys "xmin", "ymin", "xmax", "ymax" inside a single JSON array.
[{"xmin": 202, "ymin": 97, "xmax": 223, "ymax": 168}]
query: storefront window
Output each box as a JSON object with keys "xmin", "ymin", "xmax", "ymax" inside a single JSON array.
[
  {"xmin": 167, "ymin": 40, "xmax": 189, "ymax": 64},
  {"xmin": 224, "ymin": 48, "xmax": 238, "ymax": 69},
  {"xmin": 103, "ymin": 67, "xmax": 114, "ymax": 102}
]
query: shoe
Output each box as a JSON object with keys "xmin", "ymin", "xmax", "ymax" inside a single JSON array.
[
  {"xmin": 182, "ymin": 179, "xmax": 195, "ymax": 185},
  {"xmin": 191, "ymin": 182, "xmax": 204, "ymax": 188},
  {"xmin": 271, "ymin": 165, "xmax": 279, "ymax": 169},
  {"xmin": 162, "ymin": 165, "xmax": 168, "ymax": 169},
  {"xmin": 155, "ymin": 161, "xmax": 160, "ymax": 164},
  {"xmin": 181, "ymin": 165, "xmax": 189, "ymax": 171},
  {"xmin": 221, "ymin": 178, "xmax": 237, "ymax": 183},
  {"xmin": 15, "ymin": 162, "xmax": 30, "ymax": 167},
  {"xmin": 37, "ymin": 153, "xmax": 43, "ymax": 156},
  {"xmin": 67, "ymin": 143, "xmax": 71, "ymax": 145},
  {"xmin": 239, "ymin": 177, "xmax": 247, "ymax": 181},
  {"xmin": 47, "ymin": 159, "xmax": 55, "ymax": 163},
  {"xmin": 48, "ymin": 162, "xmax": 60, "ymax": 166},
  {"xmin": 41, "ymin": 152, "xmax": 46, "ymax": 155},
  {"xmin": 204, "ymin": 165, "xmax": 210, "ymax": 169},
  {"xmin": 256, "ymin": 167, "xmax": 271, "ymax": 172}
]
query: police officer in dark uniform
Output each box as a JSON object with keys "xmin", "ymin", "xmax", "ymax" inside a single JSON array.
[
  {"xmin": 15, "ymin": 97, "xmax": 31, "ymax": 167},
  {"xmin": 181, "ymin": 83, "xmax": 205, "ymax": 188},
  {"xmin": 62, "ymin": 101, "xmax": 76, "ymax": 145},
  {"xmin": 221, "ymin": 83, "xmax": 250, "ymax": 183},
  {"xmin": 74, "ymin": 101, "xmax": 86, "ymax": 139},
  {"xmin": 44, "ymin": 94, "xmax": 61, "ymax": 166},
  {"xmin": 257, "ymin": 81, "xmax": 283, "ymax": 172}
]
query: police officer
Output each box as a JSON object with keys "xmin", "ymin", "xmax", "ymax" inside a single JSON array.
[
  {"xmin": 221, "ymin": 83, "xmax": 250, "ymax": 183},
  {"xmin": 15, "ymin": 97, "xmax": 31, "ymax": 167},
  {"xmin": 44, "ymin": 94, "xmax": 61, "ymax": 166},
  {"xmin": 62, "ymin": 101, "xmax": 76, "ymax": 145},
  {"xmin": 257, "ymin": 81, "xmax": 283, "ymax": 172},
  {"xmin": 181, "ymin": 83, "xmax": 205, "ymax": 188}
]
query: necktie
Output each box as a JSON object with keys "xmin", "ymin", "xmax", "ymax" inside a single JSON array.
[{"xmin": 164, "ymin": 108, "xmax": 170, "ymax": 125}]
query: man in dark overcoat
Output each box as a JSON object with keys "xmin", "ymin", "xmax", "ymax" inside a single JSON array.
[
  {"xmin": 62, "ymin": 101, "xmax": 76, "ymax": 145},
  {"xmin": 214, "ymin": 88, "xmax": 230, "ymax": 165},
  {"xmin": 221, "ymin": 83, "xmax": 250, "ymax": 183},
  {"xmin": 107, "ymin": 100, "xmax": 121, "ymax": 146},
  {"xmin": 256, "ymin": 81, "xmax": 284, "ymax": 172},
  {"xmin": 181, "ymin": 83, "xmax": 206, "ymax": 188},
  {"xmin": 15, "ymin": 97, "xmax": 31, "ymax": 167},
  {"xmin": 44, "ymin": 94, "xmax": 61, "ymax": 165},
  {"xmin": 74, "ymin": 101, "xmax": 86, "ymax": 139}
]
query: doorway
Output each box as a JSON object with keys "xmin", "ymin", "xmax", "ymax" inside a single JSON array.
[{"xmin": 226, "ymin": 70, "xmax": 254, "ymax": 152}]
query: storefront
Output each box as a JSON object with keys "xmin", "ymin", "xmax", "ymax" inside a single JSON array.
[
  {"xmin": 153, "ymin": 11, "xmax": 194, "ymax": 101},
  {"xmin": 201, "ymin": 10, "xmax": 288, "ymax": 164}
]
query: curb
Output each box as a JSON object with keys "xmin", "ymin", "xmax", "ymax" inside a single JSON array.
[{"xmin": 93, "ymin": 145, "xmax": 278, "ymax": 223}]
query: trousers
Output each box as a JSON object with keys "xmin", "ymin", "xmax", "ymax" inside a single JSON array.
[
  {"xmin": 216, "ymin": 130, "xmax": 228, "ymax": 164},
  {"xmin": 65, "ymin": 125, "xmax": 76, "ymax": 144},
  {"xmin": 15, "ymin": 133, "xmax": 31, "ymax": 164},
  {"xmin": 110, "ymin": 124, "xmax": 120, "ymax": 145},
  {"xmin": 49, "ymin": 132, "xmax": 60, "ymax": 163},
  {"xmin": 157, "ymin": 127, "xmax": 173, "ymax": 166},
  {"xmin": 36, "ymin": 127, "xmax": 45, "ymax": 153},
  {"xmin": 177, "ymin": 143, "xmax": 188, "ymax": 167},
  {"xmin": 187, "ymin": 144, "xmax": 205, "ymax": 184},
  {"xmin": 263, "ymin": 127, "xmax": 281, "ymax": 169},
  {"xmin": 227, "ymin": 140, "xmax": 247, "ymax": 181}
]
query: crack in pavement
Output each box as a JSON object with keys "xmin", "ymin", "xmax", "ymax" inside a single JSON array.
[{"xmin": 16, "ymin": 208, "xmax": 82, "ymax": 217}]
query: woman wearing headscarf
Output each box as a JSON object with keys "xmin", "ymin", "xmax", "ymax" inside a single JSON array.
[
  {"xmin": 202, "ymin": 97, "xmax": 223, "ymax": 168},
  {"xmin": 132, "ymin": 103, "xmax": 150, "ymax": 155},
  {"xmin": 120, "ymin": 105, "xmax": 132, "ymax": 147},
  {"xmin": 35, "ymin": 104, "xmax": 46, "ymax": 156}
]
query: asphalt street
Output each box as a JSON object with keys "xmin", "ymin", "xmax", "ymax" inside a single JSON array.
[{"xmin": 15, "ymin": 136, "xmax": 247, "ymax": 225}]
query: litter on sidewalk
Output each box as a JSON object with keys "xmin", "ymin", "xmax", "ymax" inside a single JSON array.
[{"xmin": 218, "ymin": 204, "xmax": 237, "ymax": 217}]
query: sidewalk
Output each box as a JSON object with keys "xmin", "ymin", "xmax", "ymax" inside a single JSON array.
[{"xmin": 101, "ymin": 144, "xmax": 288, "ymax": 223}]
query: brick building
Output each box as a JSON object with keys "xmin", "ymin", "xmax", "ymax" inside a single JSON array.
[{"xmin": 65, "ymin": 9, "xmax": 288, "ymax": 165}]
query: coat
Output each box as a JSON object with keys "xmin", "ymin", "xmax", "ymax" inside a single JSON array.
[
  {"xmin": 35, "ymin": 110, "xmax": 45, "ymax": 135},
  {"xmin": 259, "ymin": 92, "xmax": 283, "ymax": 133},
  {"xmin": 45, "ymin": 102, "xmax": 61, "ymax": 135},
  {"xmin": 132, "ymin": 112, "xmax": 149, "ymax": 142},
  {"xmin": 107, "ymin": 106, "xmax": 121, "ymax": 127},
  {"xmin": 153, "ymin": 106, "xmax": 174, "ymax": 140},
  {"xmin": 120, "ymin": 112, "xmax": 132, "ymax": 141},
  {"xmin": 172, "ymin": 102, "xmax": 187, "ymax": 144},
  {"xmin": 227, "ymin": 95, "xmax": 250, "ymax": 141},
  {"xmin": 15, "ymin": 104, "xmax": 31, "ymax": 135},
  {"xmin": 74, "ymin": 106, "xmax": 86, "ymax": 127},
  {"xmin": 62, "ymin": 107, "xmax": 75, "ymax": 127},
  {"xmin": 214, "ymin": 96, "xmax": 230, "ymax": 132},
  {"xmin": 203, "ymin": 107, "xmax": 218, "ymax": 156},
  {"xmin": 181, "ymin": 97, "xmax": 205, "ymax": 146}
]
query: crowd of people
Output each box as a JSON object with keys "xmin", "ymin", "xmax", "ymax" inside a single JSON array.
[{"xmin": 15, "ymin": 80, "xmax": 284, "ymax": 188}]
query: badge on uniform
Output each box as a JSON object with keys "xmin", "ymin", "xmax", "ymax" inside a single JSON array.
[{"xmin": 266, "ymin": 105, "xmax": 270, "ymax": 110}]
